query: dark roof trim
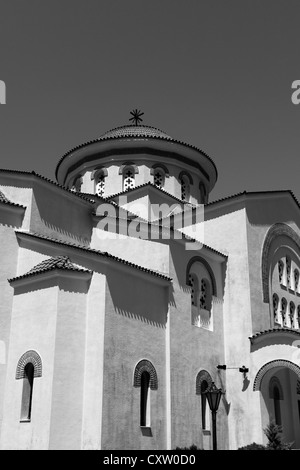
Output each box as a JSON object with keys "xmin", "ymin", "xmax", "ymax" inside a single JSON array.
[
  {"xmin": 249, "ymin": 327, "xmax": 300, "ymax": 344},
  {"xmin": 15, "ymin": 231, "xmax": 172, "ymax": 283},
  {"xmin": 55, "ymin": 133, "xmax": 218, "ymax": 182},
  {"xmin": 0, "ymin": 169, "xmax": 93, "ymax": 205},
  {"xmin": 9, "ymin": 264, "xmax": 92, "ymax": 284},
  {"xmin": 206, "ymin": 189, "xmax": 300, "ymax": 209}
]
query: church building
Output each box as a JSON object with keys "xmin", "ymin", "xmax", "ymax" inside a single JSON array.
[{"xmin": 0, "ymin": 111, "xmax": 300, "ymax": 450}]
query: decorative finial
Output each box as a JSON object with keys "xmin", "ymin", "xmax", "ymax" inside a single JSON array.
[{"xmin": 129, "ymin": 109, "xmax": 144, "ymax": 126}]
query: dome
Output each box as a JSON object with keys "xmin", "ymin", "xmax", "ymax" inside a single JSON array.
[{"xmin": 99, "ymin": 124, "xmax": 172, "ymax": 141}]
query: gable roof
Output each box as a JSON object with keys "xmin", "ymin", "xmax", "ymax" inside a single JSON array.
[
  {"xmin": 8, "ymin": 255, "xmax": 91, "ymax": 283},
  {"xmin": 0, "ymin": 189, "xmax": 25, "ymax": 209}
]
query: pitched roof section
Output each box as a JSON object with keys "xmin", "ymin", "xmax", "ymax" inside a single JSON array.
[
  {"xmin": 0, "ymin": 169, "xmax": 93, "ymax": 204},
  {"xmin": 8, "ymin": 255, "xmax": 91, "ymax": 283},
  {"xmin": 105, "ymin": 181, "xmax": 192, "ymax": 207},
  {"xmin": 0, "ymin": 189, "xmax": 25, "ymax": 209},
  {"xmin": 15, "ymin": 231, "xmax": 172, "ymax": 283}
]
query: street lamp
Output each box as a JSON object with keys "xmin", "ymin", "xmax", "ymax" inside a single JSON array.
[{"xmin": 204, "ymin": 382, "xmax": 224, "ymax": 450}]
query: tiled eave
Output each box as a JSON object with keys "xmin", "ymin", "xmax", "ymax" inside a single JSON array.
[
  {"xmin": 8, "ymin": 265, "xmax": 92, "ymax": 287},
  {"xmin": 249, "ymin": 327, "xmax": 300, "ymax": 345}
]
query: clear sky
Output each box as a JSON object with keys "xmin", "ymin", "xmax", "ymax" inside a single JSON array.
[{"xmin": 0, "ymin": 0, "xmax": 300, "ymax": 202}]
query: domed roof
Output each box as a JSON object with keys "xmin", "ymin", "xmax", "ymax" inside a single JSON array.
[{"xmin": 99, "ymin": 124, "xmax": 172, "ymax": 141}]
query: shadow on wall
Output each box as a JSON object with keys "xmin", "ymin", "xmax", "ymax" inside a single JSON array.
[
  {"xmin": 106, "ymin": 267, "xmax": 170, "ymax": 328},
  {"xmin": 30, "ymin": 181, "xmax": 93, "ymax": 245}
]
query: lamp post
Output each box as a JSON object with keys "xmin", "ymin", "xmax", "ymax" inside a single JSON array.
[{"xmin": 204, "ymin": 382, "xmax": 223, "ymax": 450}]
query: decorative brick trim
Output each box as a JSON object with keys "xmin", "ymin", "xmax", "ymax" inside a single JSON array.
[
  {"xmin": 179, "ymin": 171, "xmax": 193, "ymax": 185},
  {"xmin": 196, "ymin": 370, "xmax": 212, "ymax": 395},
  {"xmin": 262, "ymin": 223, "xmax": 300, "ymax": 303},
  {"xmin": 16, "ymin": 350, "xmax": 42, "ymax": 379},
  {"xmin": 118, "ymin": 162, "xmax": 139, "ymax": 175},
  {"xmin": 133, "ymin": 359, "xmax": 158, "ymax": 390},
  {"xmin": 253, "ymin": 359, "xmax": 300, "ymax": 391},
  {"xmin": 186, "ymin": 256, "xmax": 217, "ymax": 296}
]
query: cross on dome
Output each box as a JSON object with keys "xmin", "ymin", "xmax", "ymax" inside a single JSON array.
[{"xmin": 129, "ymin": 109, "xmax": 144, "ymax": 126}]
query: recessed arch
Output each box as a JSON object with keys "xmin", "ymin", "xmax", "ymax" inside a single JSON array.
[
  {"xmin": 253, "ymin": 359, "xmax": 300, "ymax": 391},
  {"xmin": 186, "ymin": 256, "xmax": 217, "ymax": 296},
  {"xmin": 179, "ymin": 171, "xmax": 193, "ymax": 185},
  {"xmin": 150, "ymin": 163, "xmax": 169, "ymax": 177},
  {"xmin": 261, "ymin": 223, "xmax": 300, "ymax": 303},
  {"xmin": 196, "ymin": 370, "xmax": 213, "ymax": 395},
  {"xmin": 133, "ymin": 359, "xmax": 158, "ymax": 390},
  {"xmin": 118, "ymin": 162, "xmax": 139, "ymax": 175},
  {"xmin": 16, "ymin": 350, "xmax": 42, "ymax": 379},
  {"xmin": 91, "ymin": 167, "xmax": 108, "ymax": 180}
]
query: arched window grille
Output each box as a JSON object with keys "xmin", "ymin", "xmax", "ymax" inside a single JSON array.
[
  {"xmin": 189, "ymin": 273, "xmax": 199, "ymax": 307},
  {"xmin": 200, "ymin": 279, "xmax": 212, "ymax": 312},
  {"xmin": 281, "ymin": 297, "xmax": 287, "ymax": 326},
  {"xmin": 272, "ymin": 294, "xmax": 279, "ymax": 323},
  {"xmin": 278, "ymin": 260, "xmax": 284, "ymax": 284},
  {"xmin": 153, "ymin": 169, "xmax": 165, "ymax": 188},
  {"xmin": 123, "ymin": 166, "xmax": 135, "ymax": 191},
  {"xmin": 289, "ymin": 301, "xmax": 295, "ymax": 328},
  {"xmin": 286, "ymin": 256, "xmax": 291, "ymax": 287},
  {"xmin": 298, "ymin": 306, "xmax": 300, "ymax": 328},
  {"xmin": 95, "ymin": 171, "xmax": 106, "ymax": 196},
  {"xmin": 180, "ymin": 175, "xmax": 190, "ymax": 202},
  {"xmin": 295, "ymin": 269, "xmax": 299, "ymax": 292}
]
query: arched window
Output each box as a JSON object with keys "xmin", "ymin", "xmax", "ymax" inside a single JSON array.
[
  {"xmin": 278, "ymin": 260, "xmax": 284, "ymax": 284},
  {"xmin": 201, "ymin": 380, "xmax": 209, "ymax": 430},
  {"xmin": 286, "ymin": 256, "xmax": 291, "ymax": 287},
  {"xmin": 140, "ymin": 371, "xmax": 150, "ymax": 427},
  {"xmin": 289, "ymin": 301, "xmax": 295, "ymax": 328},
  {"xmin": 294, "ymin": 269, "xmax": 299, "ymax": 292},
  {"xmin": 281, "ymin": 297, "xmax": 287, "ymax": 326},
  {"xmin": 200, "ymin": 279, "xmax": 212, "ymax": 312},
  {"xmin": 133, "ymin": 359, "xmax": 158, "ymax": 428},
  {"xmin": 272, "ymin": 294, "xmax": 279, "ymax": 323},
  {"xmin": 196, "ymin": 370, "xmax": 212, "ymax": 431},
  {"xmin": 123, "ymin": 166, "xmax": 135, "ymax": 191},
  {"xmin": 153, "ymin": 169, "xmax": 165, "ymax": 188},
  {"xmin": 189, "ymin": 273, "xmax": 199, "ymax": 307},
  {"xmin": 269, "ymin": 377, "xmax": 283, "ymax": 426},
  {"xmin": 21, "ymin": 363, "xmax": 34, "ymax": 421},
  {"xmin": 187, "ymin": 257, "xmax": 216, "ymax": 330},
  {"xmin": 180, "ymin": 175, "xmax": 190, "ymax": 202},
  {"xmin": 70, "ymin": 176, "xmax": 83, "ymax": 192},
  {"xmin": 16, "ymin": 350, "xmax": 42, "ymax": 423},
  {"xmin": 95, "ymin": 171, "xmax": 106, "ymax": 196},
  {"xmin": 199, "ymin": 182, "xmax": 207, "ymax": 204}
]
